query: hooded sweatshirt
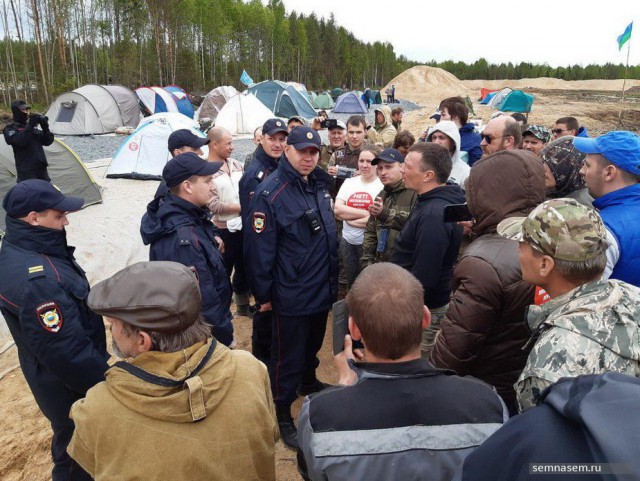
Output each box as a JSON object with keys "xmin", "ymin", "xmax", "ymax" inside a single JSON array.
[
  {"xmin": 461, "ymin": 373, "xmax": 640, "ymax": 481},
  {"xmin": 516, "ymin": 279, "xmax": 640, "ymax": 411},
  {"xmin": 459, "ymin": 122, "xmax": 483, "ymax": 166},
  {"xmin": 68, "ymin": 339, "xmax": 278, "ymax": 481},
  {"xmin": 367, "ymin": 105, "xmax": 397, "ymax": 147},
  {"xmin": 427, "ymin": 120, "xmax": 471, "ymax": 188},
  {"xmin": 390, "ymin": 183, "xmax": 465, "ymax": 308},
  {"xmin": 431, "ymin": 150, "xmax": 546, "ymax": 414}
]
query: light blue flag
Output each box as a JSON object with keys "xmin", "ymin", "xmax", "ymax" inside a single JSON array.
[
  {"xmin": 240, "ymin": 69, "xmax": 254, "ymax": 86},
  {"xmin": 617, "ymin": 22, "xmax": 633, "ymax": 51}
]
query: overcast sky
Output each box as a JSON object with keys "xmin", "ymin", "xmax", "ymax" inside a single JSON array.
[{"xmin": 278, "ymin": 0, "xmax": 638, "ymax": 68}]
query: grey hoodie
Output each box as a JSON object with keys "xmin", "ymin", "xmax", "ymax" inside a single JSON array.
[{"xmin": 428, "ymin": 120, "xmax": 470, "ymax": 188}]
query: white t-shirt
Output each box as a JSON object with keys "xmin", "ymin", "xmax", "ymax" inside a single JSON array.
[{"xmin": 336, "ymin": 175, "xmax": 383, "ymax": 245}]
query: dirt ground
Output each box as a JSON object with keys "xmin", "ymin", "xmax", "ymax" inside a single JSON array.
[{"xmin": 2, "ymin": 66, "xmax": 640, "ymax": 480}]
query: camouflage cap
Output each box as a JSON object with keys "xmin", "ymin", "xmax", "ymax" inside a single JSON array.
[
  {"xmin": 523, "ymin": 125, "xmax": 551, "ymax": 143},
  {"xmin": 497, "ymin": 198, "xmax": 607, "ymax": 261}
]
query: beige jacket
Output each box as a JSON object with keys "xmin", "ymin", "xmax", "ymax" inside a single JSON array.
[
  {"xmin": 68, "ymin": 339, "xmax": 278, "ymax": 481},
  {"xmin": 367, "ymin": 105, "xmax": 397, "ymax": 147}
]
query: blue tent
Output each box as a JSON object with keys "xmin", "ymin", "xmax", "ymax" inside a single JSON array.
[
  {"xmin": 333, "ymin": 92, "xmax": 367, "ymax": 114},
  {"xmin": 164, "ymin": 85, "xmax": 195, "ymax": 118},
  {"xmin": 480, "ymin": 91, "xmax": 498, "ymax": 105},
  {"xmin": 498, "ymin": 90, "xmax": 534, "ymax": 113},
  {"xmin": 248, "ymin": 80, "xmax": 317, "ymax": 119}
]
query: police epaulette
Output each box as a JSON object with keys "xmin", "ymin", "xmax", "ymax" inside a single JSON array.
[{"xmin": 28, "ymin": 265, "xmax": 46, "ymax": 279}]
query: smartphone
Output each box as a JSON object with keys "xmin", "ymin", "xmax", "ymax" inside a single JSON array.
[
  {"xmin": 443, "ymin": 203, "xmax": 473, "ymax": 223},
  {"xmin": 332, "ymin": 299, "xmax": 364, "ymax": 355}
]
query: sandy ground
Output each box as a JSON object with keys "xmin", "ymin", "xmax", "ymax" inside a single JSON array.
[
  {"xmin": 2, "ymin": 66, "xmax": 640, "ymax": 480},
  {"xmin": 0, "ymin": 160, "xmax": 335, "ymax": 481}
]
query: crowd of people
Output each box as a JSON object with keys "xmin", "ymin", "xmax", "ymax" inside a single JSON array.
[{"xmin": 1, "ymin": 95, "xmax": 639, "ymax": 481}]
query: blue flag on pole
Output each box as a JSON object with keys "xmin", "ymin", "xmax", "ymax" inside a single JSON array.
[
  {"xmin": 240, "ymin": 70, "xmax": 254, "ymax": 86},
  {"xmin": 617, "ymin": 22, "xmax": 633, "ymax": 51}
]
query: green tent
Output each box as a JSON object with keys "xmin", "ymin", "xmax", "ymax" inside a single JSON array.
[
  {"xmin": 309, "ymin": 91, "xmax": 318, "ymax": 107},
  {"xmin": 369, "ymin": 90, "xmax": 383, "ymax": 104},
  {"xmin": 0, "ymin": 138, "xmax": 103, "ymax": 235},
  {"xmin": 330, "ymin": 87, "xmax": 343, "ymax": 100},
  {"xmin": 314, "ymin": 92, "xmax": 335, "ymax": 109},
  {"xmin": 248, "ymin": 80, "xmax": 317, "ymax": 119},
  {"xmin": 498, "ymin": 90, "xmax": 534, "ymax": 113}
]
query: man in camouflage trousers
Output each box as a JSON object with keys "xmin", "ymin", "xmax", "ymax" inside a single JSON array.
[{"xmin": 498, "ymin": 198, "xmax": 640, "ymax": 412}]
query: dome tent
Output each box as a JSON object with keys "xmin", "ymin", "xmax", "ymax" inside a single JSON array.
[
  {"xmin": 0, "ymin": 138, "xmax": 102, "ymax": 234},
  {"xmin": 164, "ymin": 85, "xmax": 195, "ymax": 118},
  {"xmin": 135, "ymin": 86, "xmax": 180, "ymax": 115},
  {"xmin": 333, "ymin": 91, "xmax": 367, "ymax": 114},
  {"xmin": 215, "ymin": 93, "xmax": 274, "ymax": 135},
  {"xmin": 46, "ymin": 84, "xmax": 141, "ymax": 136},
  {"xmin": 314, "ymin": 92, "xmax": 335, "ymax": 109},
  {"xmin": 197, "ymin": 86, "xmax": 240, "ymax": 122},
  {"xmin": 106, "ymin": 113, "xmax": 208, "ymax": 180},
  {"xmin": 248, "ymin": 80, "xmax": 317, "ymax": 119}
]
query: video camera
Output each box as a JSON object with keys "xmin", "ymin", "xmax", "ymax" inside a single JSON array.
[
  {"xmin": 336, "ymin": 166, "xmax": 357, "ymax": 179},
  {"xmin": 320, "ymin": 118, "xmax": 338, "ymax": 130}
]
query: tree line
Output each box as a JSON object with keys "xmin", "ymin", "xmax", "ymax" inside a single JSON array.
[{"xmin": 0, "ymin": 0, "xmax": 637, "ymax": 108}]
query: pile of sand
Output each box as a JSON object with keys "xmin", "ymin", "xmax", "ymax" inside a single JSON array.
[
  {"xmin": 463, "ymin": 78, "xmax": 640, "ymax": 92},
  {"xmin": 383, "ymin": 66, "xmax": 471, "ymax": 107}
]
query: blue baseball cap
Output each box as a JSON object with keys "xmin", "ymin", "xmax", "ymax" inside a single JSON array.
[
  {"xmin": 162, "ymin": 152, "xmax": 222, "ymax": 188},
  {"xmin": 3, "ymin": 179, "xmax": 84, "ymax": 218},
  {"xmin": 167, "ymin": 129, "xmax": 209, "ymax": 153},
  {"xmin": 287, "ymin": 126, "xmax": 321, "ymax": 151},
  {"xmin": 573, "ymin": 131, "xmax": 640, "ymax": 175},
  {"xmin": 262, "ymin": 118, "xmax": 289, "ymax": 137},
  {"xmin": 372, "ymin": 148, "xmax": 405, "ymax": 165}
]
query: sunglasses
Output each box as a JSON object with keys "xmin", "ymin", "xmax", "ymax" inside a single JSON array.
[
  {"xmin": 551, "ymin": 129, "xmax": 569, "ymax": 135},
  {"xmin": 481, "ymin": 134, "xmax": 505, "ymax": 144}
]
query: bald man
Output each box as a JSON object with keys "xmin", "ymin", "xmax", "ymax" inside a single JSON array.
[
  {"xmin": 207, "ymin": 127, "xmax": 253, "ymax": 317},
  {"xmin": 480, "ymin": 116, "xmax": 522, "ymax": 156}
]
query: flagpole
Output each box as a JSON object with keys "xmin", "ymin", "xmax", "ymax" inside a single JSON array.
[{"xmin": 619, "ymin": 34, "xmax": 632, "ymax": 127}]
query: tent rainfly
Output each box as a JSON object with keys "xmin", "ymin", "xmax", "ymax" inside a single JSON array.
[
  {"xmin": 46, "ymin": 84, "xmax": 141, "ymax": 136},
  {"xmin": 164, "ymin": 85, "xmax": 195, "ymax": 118},
  {"xmin": 498, "ymin": 90, "xmax": 534, "ymax": 113},
  {"xmin": 314, "ymin": 92, "xmax": 335, "ymax": 109},
  {"xmin": 0, "ymin": 138, "xmax": 102, "ymax": 234},
  {"xmin": 333, "ymin": 92, "xmax": 368, "ymax": 114},
  {"xmin": 215, "ymin": 93, "xmax": 274, "ymax": 135},
  {"xmin": 248, "ymin": 80, "xmax": 317, "ymax": 119},
  {"xmin": 135, "ymin": 86, "xmax": 180, "ymax": 115},
  {"xmin": 106, "ymin": 113, "xmax": 208, "ymax": 180},
  {"xmin": 487, "ymin": 87, "xmax": 513, "ymax": 108},
  {"xmin": 197, "ymin": 86, "xmax": 240, "ymax": 122}
]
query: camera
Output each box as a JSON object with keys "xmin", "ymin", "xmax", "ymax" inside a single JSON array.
[
  {"xmin": 320, "ymin": 118, "xmax": 338, "ymax": 129},
  {"xmin": 336, "ymin": 166, "xmax": 356, "ymax": 179}
]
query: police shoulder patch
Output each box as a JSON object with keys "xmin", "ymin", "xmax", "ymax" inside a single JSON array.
[
  {"xmin": 36, "ymin": 302, "xmax": 63, "ymax": 333},
  {"xmin": 253, "ymin": 212, "xmax": 266, "ymax": 233}
]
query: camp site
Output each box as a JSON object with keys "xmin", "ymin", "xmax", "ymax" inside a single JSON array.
[{"xmin": 0, "ymin": 1, "xmax": 639, "ymax": 480}]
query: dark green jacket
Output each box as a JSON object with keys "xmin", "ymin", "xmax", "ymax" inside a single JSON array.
[{"xmin": 361, "ymin": 180, "xmax": 417, "ymax": 265}]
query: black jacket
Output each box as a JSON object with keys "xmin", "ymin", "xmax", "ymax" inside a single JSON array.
[
  {"xmin": 391, "ymin": 184, "xmax": 465, "ymax": 308},
  {"xmin": 0, "ymin": 215, "xmax": 108, "ymax": 425},
  {"xmin": 3, "ymin": 105, "xmax": 54, "ymax": 182},
  {"xmin": 461, "ymin": 373, "xmax": 640, "ymax": 481},
  {"xmin": 238, "ymin": 144, "xmax": 280, "ymax": 224},
  {"xmin": 140, "ymin": 194, "xmax": 233, "ymax": 345}
]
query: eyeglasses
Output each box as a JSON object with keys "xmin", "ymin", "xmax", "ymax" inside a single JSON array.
[
  {"xmin": 481, "ymin": 134, "xmax": 505, "ymax": 144},
  {"xmin": 551, "ymin": 129, "xmax": 569, "ymax": 135}
]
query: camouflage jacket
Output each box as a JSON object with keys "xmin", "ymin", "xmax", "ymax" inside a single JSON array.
[
  {"xmin": 516, "ymin": 279, "xmax": 640, "ymax": 412},
  {"xmin": 361, "ymin": 180, "xmax": 417, "ymax": 265}
]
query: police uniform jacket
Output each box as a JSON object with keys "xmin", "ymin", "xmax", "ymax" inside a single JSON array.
[
  {"xmin": 3, "ymin": 118, "xmax": 54, "ymax": 181},
  {"xmin": 0, "ymin": 216, "xmax": 108, "ymax": 425},
  {"xmin": 140, "ymin": 194, "xmax": 234, "ymax": 346},
  {"xmin": 244, "ymin": 157, "xmax": 338, "ymax": 317},
  {"xmin": 238, "ymin": 144, "xmax": 280, "ymax": 224}
]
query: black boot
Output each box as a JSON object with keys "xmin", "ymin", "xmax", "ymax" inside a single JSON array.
[{"xmin": 276, "ymin": 404, "xmax": 299, "ymax": 450}]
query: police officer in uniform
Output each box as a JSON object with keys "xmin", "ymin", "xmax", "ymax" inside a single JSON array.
[
  {"xmin": 140, "ymin": 152, "xmax": 235, "ymax": 346},
  {"xmin": 239, "ymin": 118, "xmax": 288, "ymax": 364},
  {"xmin": 0, "ymin": 180, "xmax": 109, "ymax": 481},
  {"xmin": 244, "ymin": 126, "xmax": 339, "ymax": 450},
  {"xmin": 3, "ymin": 99, "xmax": 55, "ymax": 182}
]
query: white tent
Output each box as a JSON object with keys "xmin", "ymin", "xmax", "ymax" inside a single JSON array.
[
  {"xmin": 196, "ymin": 86, "xmax": 239, "ymax": 122},
  {"xmin": 488, "ymin": 87, "xmax": 513, "ymax": 108},
  {"xmin": 135, "ymin": 86, "xmax": 180, "ymax": 115},
  {"xmin": 215, "ymin": 93, "xmax": 274, "ymax": 135},
  {"xmin": 138, "ymin": 112, "xmax": 199, "ymax": 130},
  {"xmin": 106, "ymin": 115, "xmax": 208, "ymax": 180},
  {"xmin": 46, "ymin": 84, "xmax": 141, "ymax": 135}
]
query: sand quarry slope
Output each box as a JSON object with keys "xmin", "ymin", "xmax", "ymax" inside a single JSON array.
[{"xmin": 383, "ymin": 66, "xmax": 640, "ymax": 139}]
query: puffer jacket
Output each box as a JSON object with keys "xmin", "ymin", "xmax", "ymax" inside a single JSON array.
[
  {"xmin": 430, "ymin": 150, "xmax": 546, "ymax": 414},
  {"xmin": 367, "ymin": 105, "xmax": 397, "ymax": 147},
  {"xmin": 361, "ymin": 179, "xmax": 417, "ymax": 265}
]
